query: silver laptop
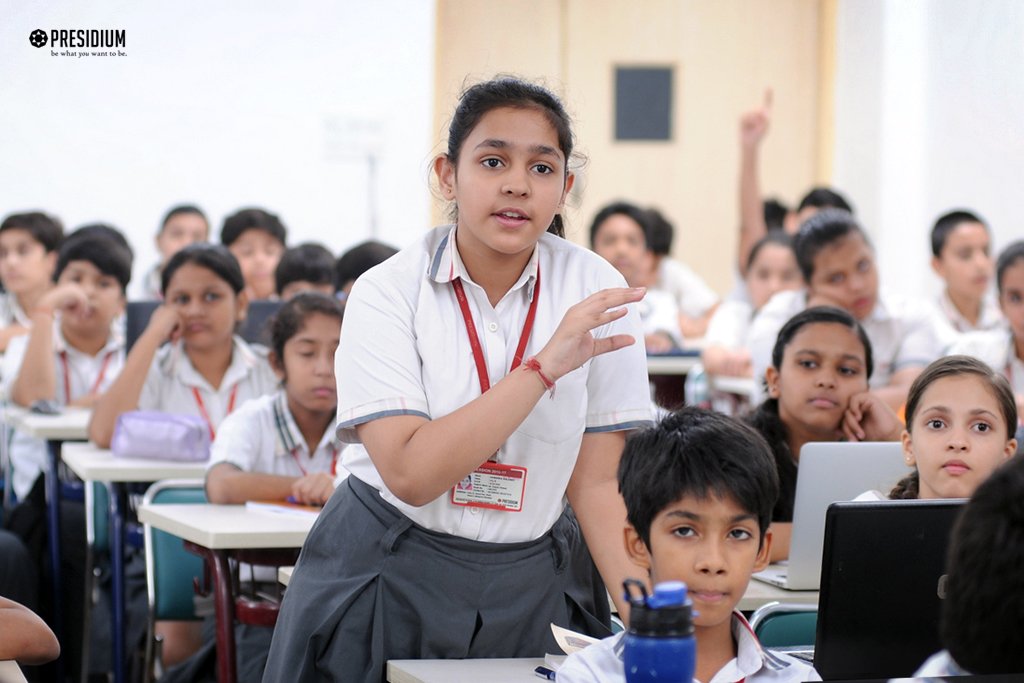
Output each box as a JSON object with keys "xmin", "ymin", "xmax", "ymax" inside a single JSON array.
[{"xmin": 752, "ymin": 441, "xmax": 910, "ymax": 590}]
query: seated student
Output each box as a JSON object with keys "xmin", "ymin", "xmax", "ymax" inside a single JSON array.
[
  {"xmin": 745, "ymin": 307, "xmax": 902, "ymax": 561},
  {"xmin": 856, "ymin": 355, "xmax": 1017, "ymax": 502},
  {"xmin": 206, "ymin": 292, "xmax": 344, "ymax": 505},
  {"xmin": 557, "ymin": 407, "xmax": 819, "ymax": 683},
  {"xmin": 928, "ymin": 209, "xmax": 1002, "ymax": 346},
  {"xmin": 748, "ymin": 209, "xmax": 943, "ymax": 409},
  {"xmin": 590, "ymin": 201, "xmax": 682, "ymax": 352},
  {"xmin": 736, "ymin": 89, "xmax": 853, "ymax": 280},
  {"xmin": 950, "ymin": 240, "xmax": 1024, "ymax": 418},
  {"xmin": 0, "ymin": 596, "xmax": 60, "ymax": 666},
  {"xmin": 0, "ymin": 211, "xmax": 63, "ymax": 352},
  {"xmin": 913, "ymin": 455, "xmax": 1024, "ymax": 675},
  {"xmin": 2, "ymin": 228, "xmax": 132, "ymax": 499},
  {"xmin": 274, "ymin": 243, "xmax": 336, "ymax": 301},
  {"xmin": 220, "ymin": 207, "xmax": 288, "ymax": 301},
  {"xmin": 646, "ymin": 209, "xmax": 720, "ymax": 339},
  {"xmin": 141, "ymin": 204, "xmax": 210, "ymax": 299},
  {"xmin": 703, "ymin": 233, "xmax": 800, "ymax": 378},
  {"xmin": 333, "ymin": 239, "xmax": 399, "ymax": 299}
]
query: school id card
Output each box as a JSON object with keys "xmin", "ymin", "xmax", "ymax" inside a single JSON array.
[{"xmin": 450, "ymin": 462, "xmax": 527, "ymax": 512}]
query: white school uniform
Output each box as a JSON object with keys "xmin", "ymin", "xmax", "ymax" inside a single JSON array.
[
  {"xmin": 747, "ymin": 289, "xmax": 944, "ymax": 403},
  {"xmin": 913, "ymin": 650, "xmax": 970, "ymax": 676},
  {"xmin": 1, "ymin": 322, "xmax": 125, "ymax": 499},
  {"xmin": 705, "ymin": 299, "xmax": 755, "ymax": 351},
  {"xmin": 640, "ymin": 288, "xmax": 684, "ymax": 348},
  {"xmin": 207, "ymin": 390, "xmax": 343, "ymax": 479},
  {"xmin": 556, "ymin": 611, "xmax": 821, "ymax": 683},
  {"xmin": 930, "ymin": 291, "xmax": 1003, "ymax": 350},
  {"xmin": 949, "ymin": 328, "xmax": 1024, "ymax": 396},
  {"xmin": 0, "ymin": 292, "xmax": 31, "ymax": 329},
  {"xmin": 336, "ymin": 225, "xmax": 653, "ymax": 544},
  {"xmin": 657, "ymin": 257, "xmax": 719, "ymax": 319},
  {"xmin": 138, "ymin": 336, "xmax": 278, "ymax": 434}
]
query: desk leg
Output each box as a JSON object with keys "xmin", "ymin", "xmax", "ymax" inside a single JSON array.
[
  {"xmin": 184, "ymin": 542, "xmax": 236, "ymax": 683},
  {"xmin": 109, "ymin": 482, "xmax": 126, "ymax": 683},
  {"xmin": 44, "ymin": 439, "xmax": 65, "ymax": 683}
]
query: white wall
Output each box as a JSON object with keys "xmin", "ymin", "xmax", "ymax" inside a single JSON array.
[
  {"xmin": 834, "ymin": 0, "xmax": 1024, "ymax": 302},
  {"xmin": 0, "ymin": 1, "xmax": 435, "ymax": 298}
]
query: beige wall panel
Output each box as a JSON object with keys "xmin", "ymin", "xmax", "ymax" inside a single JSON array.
[{"xmin": 435, "ymin": 0, "xmax": 822, "ymax": 294}]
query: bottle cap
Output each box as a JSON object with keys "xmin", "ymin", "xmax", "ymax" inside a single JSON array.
[{"xmin": 625, "ymin": 580, "xmax": 694, "ymax": 638}]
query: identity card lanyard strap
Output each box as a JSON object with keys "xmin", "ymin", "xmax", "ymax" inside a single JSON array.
[
  {"xmin": 272, "ymin": 394, "xmax": 340, "ymax": 476},
  {"xmin": 192, "ymin": 383, "xmax": 239, "ymax": 441},
  {"xmin": 448, "ymin": 267, "xmax": 539, "ymax": 512},
  {"xmin": 60, "ymin": 350, "xmax": 115, "ymax": 404}
]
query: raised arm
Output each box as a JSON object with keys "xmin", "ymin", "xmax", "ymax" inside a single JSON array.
[
  {"xmin": 355, "ymin": 287, "xmax": 644, "ymax": 507},
  {"xmin": 88, "ymin": 305, "xmax": 181, "ymax": 447},
  {"xmin": 11, "ymin": 284, "xmax": 88, "ymax": 406},
  {"xmin": 737, "ymin": 89, "xmax": 773, "ymax": 275}
]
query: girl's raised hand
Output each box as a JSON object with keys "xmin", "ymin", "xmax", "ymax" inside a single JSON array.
[
  {"xmin": 143, "ymin": 305, "xmax": 183, "ymax": 344},
  {"xmin": 841, "ymin": 391, "xmax": 903, "ymax": 443},
  {"xmin": 534, "ymin": 287, "xmax": 644, "ymax": 381}
]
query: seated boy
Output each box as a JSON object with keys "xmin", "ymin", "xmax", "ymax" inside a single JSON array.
[
  {"xmin": 221, "ymin": 207, "xmax": 288, "ymax": 301},
  {"xmin": 2, "ymin": 227, "xmax": 131, "ymax": 498},
  {"xmin": 557, "ymin": 407, "xmax": 819, "ymax": 682},
  {"xmin": 0, "ymin": 211, "xmax": 63, "ymax": 352},
  {"xmin": 274, "ymin": 242, "xmax": 336, "ymax": 300},
  {"xmin": 914, "ymin": 455, "xmax": 1024, "ymax": 675}
]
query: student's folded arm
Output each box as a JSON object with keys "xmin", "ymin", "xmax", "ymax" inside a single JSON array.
[
  {"xmin": 567, "ymin": 431, "xmax": 637, "ymax": 620},
  {"xmin": 356, "ymin": 367, "xmax": 549, "ymax": 507},
  {"xmin": 9, "ymin": 309, "xmax": 58, "ymax": 407},
  {"xmin": 205, "ymin": 463, "xmax": 295, "ymax": 504},
  {"xmin": 0, "ymin": 597, "xmax": 60, "ymax": 665},
  {"xmin": 88, "ymin": 325, "xmax": 167, "ymax": 447}
]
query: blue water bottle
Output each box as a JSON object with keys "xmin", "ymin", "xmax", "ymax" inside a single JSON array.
[{"xmin": 623, "ymin": 579, "xmax": 696, "ymax": 683}]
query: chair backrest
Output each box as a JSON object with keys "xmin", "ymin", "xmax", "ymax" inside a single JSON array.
[
  {"xmin": 237, "ymin": 300, "xmax": 283, "ymax": 346},
  {"xmin": 143, "ymin": 479, "xmax": 207, "ymax": 621},
  {"xmin": 748, "ymin": 602, "xmax": 818, "ymax": 648},
  {"xmin": 85, "ymin": 481, "xmax": 110, "ymax": 551},
  {"xmin": 126, "ymin": 301, "xmax": 161, "ymax": 352}
]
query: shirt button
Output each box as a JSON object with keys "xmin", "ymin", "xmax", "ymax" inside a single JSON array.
[
  {"xmin": 470, "ymin": 508, "xmax": 480, "ymax": 515},
  {"xmin": 487, "ymin": 322, "xmax": 498, "ymax": 332}
]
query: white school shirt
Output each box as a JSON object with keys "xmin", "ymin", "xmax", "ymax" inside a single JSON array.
[
  {"xmin": 1, "ymin": 322, "xmax": 125, "ymax": 499},
  {"xmin": 138, "ymin": 336, "xmax": 278, "ymax": 432},
  {"xmin": 705, "ymin": 300, "xmax": 755, "ymax": 350},
  {"xmin": 930, "ymin": 290, "xmax": 1003, "ymax": 350},
  {"xmin": 207, "ymin": 390, "xmax": 344, "ymax": 479},
  {"xmin": 556, "ymin": 611, "xmax": 821, "ymax": 683},
  {"xmin": 640, "ymin": 288, "xmax": 684, "ymax": 347},
  {"xmin": 657, "ymin": 257, "xmax": 720, "ymax": 319},
  {"xmin": 949, "ymin": 328, "xmax": 1024, "ymax": 395},
  {"xmin": 747, "ymin": 289, "xmax": 944, "ymax": 403},
  {"xmin": 335, "ymin": 225, "xmax": 653, "ymax": 543},
  {"xmin": 0, "ymin": 292, "xmax": 31, "ymax": 329},
  {"xmin": 913, "ymin": 650, "xmax": 971, "ymax": 676}
]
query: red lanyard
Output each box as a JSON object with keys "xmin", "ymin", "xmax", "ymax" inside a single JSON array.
[
  {"xmin": 290, "ymin": 444, "xmax": 339, "ymax": 477},
  {"xmin": 451, "ymin": 266, "xmax": 540, "ymax": 394},
  {"xmin": 60, "ymin": 350, "xmax": 115, "ymax": 404},
  {"xmin": 192, "ymin": 383, "xmax": 239, "ymax": 441}
]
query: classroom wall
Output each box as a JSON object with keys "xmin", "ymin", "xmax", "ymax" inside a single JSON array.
[
  {"xmin": 1, "ymin": 1, "xmax": 435, "ymax": 299},
  {"xmin": 832, "ymin": 0, "xmax": 1024, "ymax": 301},
  {"xmin": 434, "ymin": 0, "xmax": 824, "ymax": 295}
]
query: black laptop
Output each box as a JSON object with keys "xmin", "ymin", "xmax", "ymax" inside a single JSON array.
[{"xmin": 813, "ymin": 499, "xmax": 965, "ymax": 680}]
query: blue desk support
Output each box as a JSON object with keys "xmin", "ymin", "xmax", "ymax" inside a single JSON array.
[
  {"xmin": 44, "ymin": 438, "xmax": 66, "ymax": 683},
  {"xmin": 108, "ymin": 482, "xmax": 127, "ymax": 683}
]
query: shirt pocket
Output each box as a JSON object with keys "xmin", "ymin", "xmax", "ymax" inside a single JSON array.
[{"xmin": 515, "ymin": 367, "xmax": 588, "ymax": 445}]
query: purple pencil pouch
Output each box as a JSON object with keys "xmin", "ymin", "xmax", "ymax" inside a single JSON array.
[{"xmin": 111, "ymin": 411, "xmax": 211, "ymax": 462}]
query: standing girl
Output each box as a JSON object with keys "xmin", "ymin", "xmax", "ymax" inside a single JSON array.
[
  {"xmin": 745, "ymin": 306, "xmax": 903, "ymax": 561},
  {"xmin": 879, "ymin": 355, "xmax": 1017, "ymax": 500},
  {"xmin": 263, "ymin": 77, "xmax": 652, "ymax": 681}
]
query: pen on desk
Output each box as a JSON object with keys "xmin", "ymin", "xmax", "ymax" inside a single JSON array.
[
  {"xmin": 534, "ymin": 665, "xmax": 556, "ymax": 680},
  {"xmin": 286, "ymin": 495, "xmax": 298, "ymax": 504}
]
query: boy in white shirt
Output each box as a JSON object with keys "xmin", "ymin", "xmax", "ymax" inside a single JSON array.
[
  {"xmin": 0, "ymin": 211, "xmax": 63, "ymax": 353},
  {"xmin": 557, "ymin": 408, "xmax": 819, "ymax": 683}
]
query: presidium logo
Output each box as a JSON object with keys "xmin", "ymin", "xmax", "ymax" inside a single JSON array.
[{"xmin": 29, "ymin": 28, "xmax": 127, "ymax": 57}]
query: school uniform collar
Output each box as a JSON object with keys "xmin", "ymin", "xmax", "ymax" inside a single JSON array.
[
  {"xmin": 163, "ymin": 335, "xmax": 262, "ymax": 392},
  {"xmin": 611, "ymin": 611, "xmax": 793, "ymax": 680},
  {"xmin": 50, "ymin": 318, "xmax": 124, "ymax": 358},
  {"xmin": 427, "ymin": 224, "xmax": 539, "ymax": 300},
  {"xmin": 939, "ymin": 290, "xmax": 1002, "ymax": 332},
  {"xmin": 272, "ymin": 389, "xmax": 340, "ymax": 459},
  {"xmin": 7, "ymin": 293, "xmax": 31, "ymax": 327}
]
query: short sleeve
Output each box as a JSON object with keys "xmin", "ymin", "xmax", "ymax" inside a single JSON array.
[
  {"xmin": 334, "ymin": 272, "xmax": 431, "ymax": 443},
  {"xmin": 136, "ymin": 358, "xmax": 165, "ymax": 412},
  {"xmin": 671, "ymin": 261, "xmax": 719, "ymax": 318},
  {"xmin": 704, "ymin": 300, "xmax": 753, "ymax": 349},
  {"xmin": 0, "ymin": 334, "xmax": 29, "ymax": 397},
  {"xmin": 207, "ymin": 405, "xmax": 263, "ymax": 473},
  {"xmin": 892, "ymin": 305, "xmax": 943, "ymax": 373}
]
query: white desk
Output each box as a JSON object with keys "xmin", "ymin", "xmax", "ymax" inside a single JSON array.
[
  {"xmin": 709, "ymin": 375, "xmax": 756, "ymax": 400},
  {"xmin": 387, "ymin": 658, "xmax": 551, "ymax": 683},
  {"xmin": 62, "ymin": 442, "xmax": 208, "ymax": 482},
  {"xmin": 139, "ymin": 503, "xmax": 315, "ymax": 683},
  {"xmin": 739, "ymin": 574, "xmax": 818, "ymax": 611},
  {"xmin": 0, "ymin": 661, "xmax": 28, "ymax": 683},
  {"xmin": 645, "ymin": 354, "xmax": 700, "ymax": 376},
  {"xmin": 2, "ymin": 406, "xmax": 91, "ymax": 441},
  {"xmin": 278, "ymin": 565, "xmax": 293, "ymax": 586}
]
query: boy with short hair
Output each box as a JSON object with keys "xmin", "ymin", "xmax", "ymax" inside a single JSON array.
[
  {"xmin": 557, "ymin": 407, "xmax": 819, "ymax": 682},
  {"xmin": 0, "ymin": 211, "xmax": 64, "ymax": 352},
  {"xmin": 275, "ymin": 242, "xmax": 335, "ymax": 300},
  {"xmin": 915, "ymin": 455, "xmax": 1024, "ymax": 675},
  {"xmin": 2, "ymin": 227, "xmax": 132, "ymax": 498},
  {"xmin": 221, "ymin": 207, "xmax": 288, "ymax": 301}
]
